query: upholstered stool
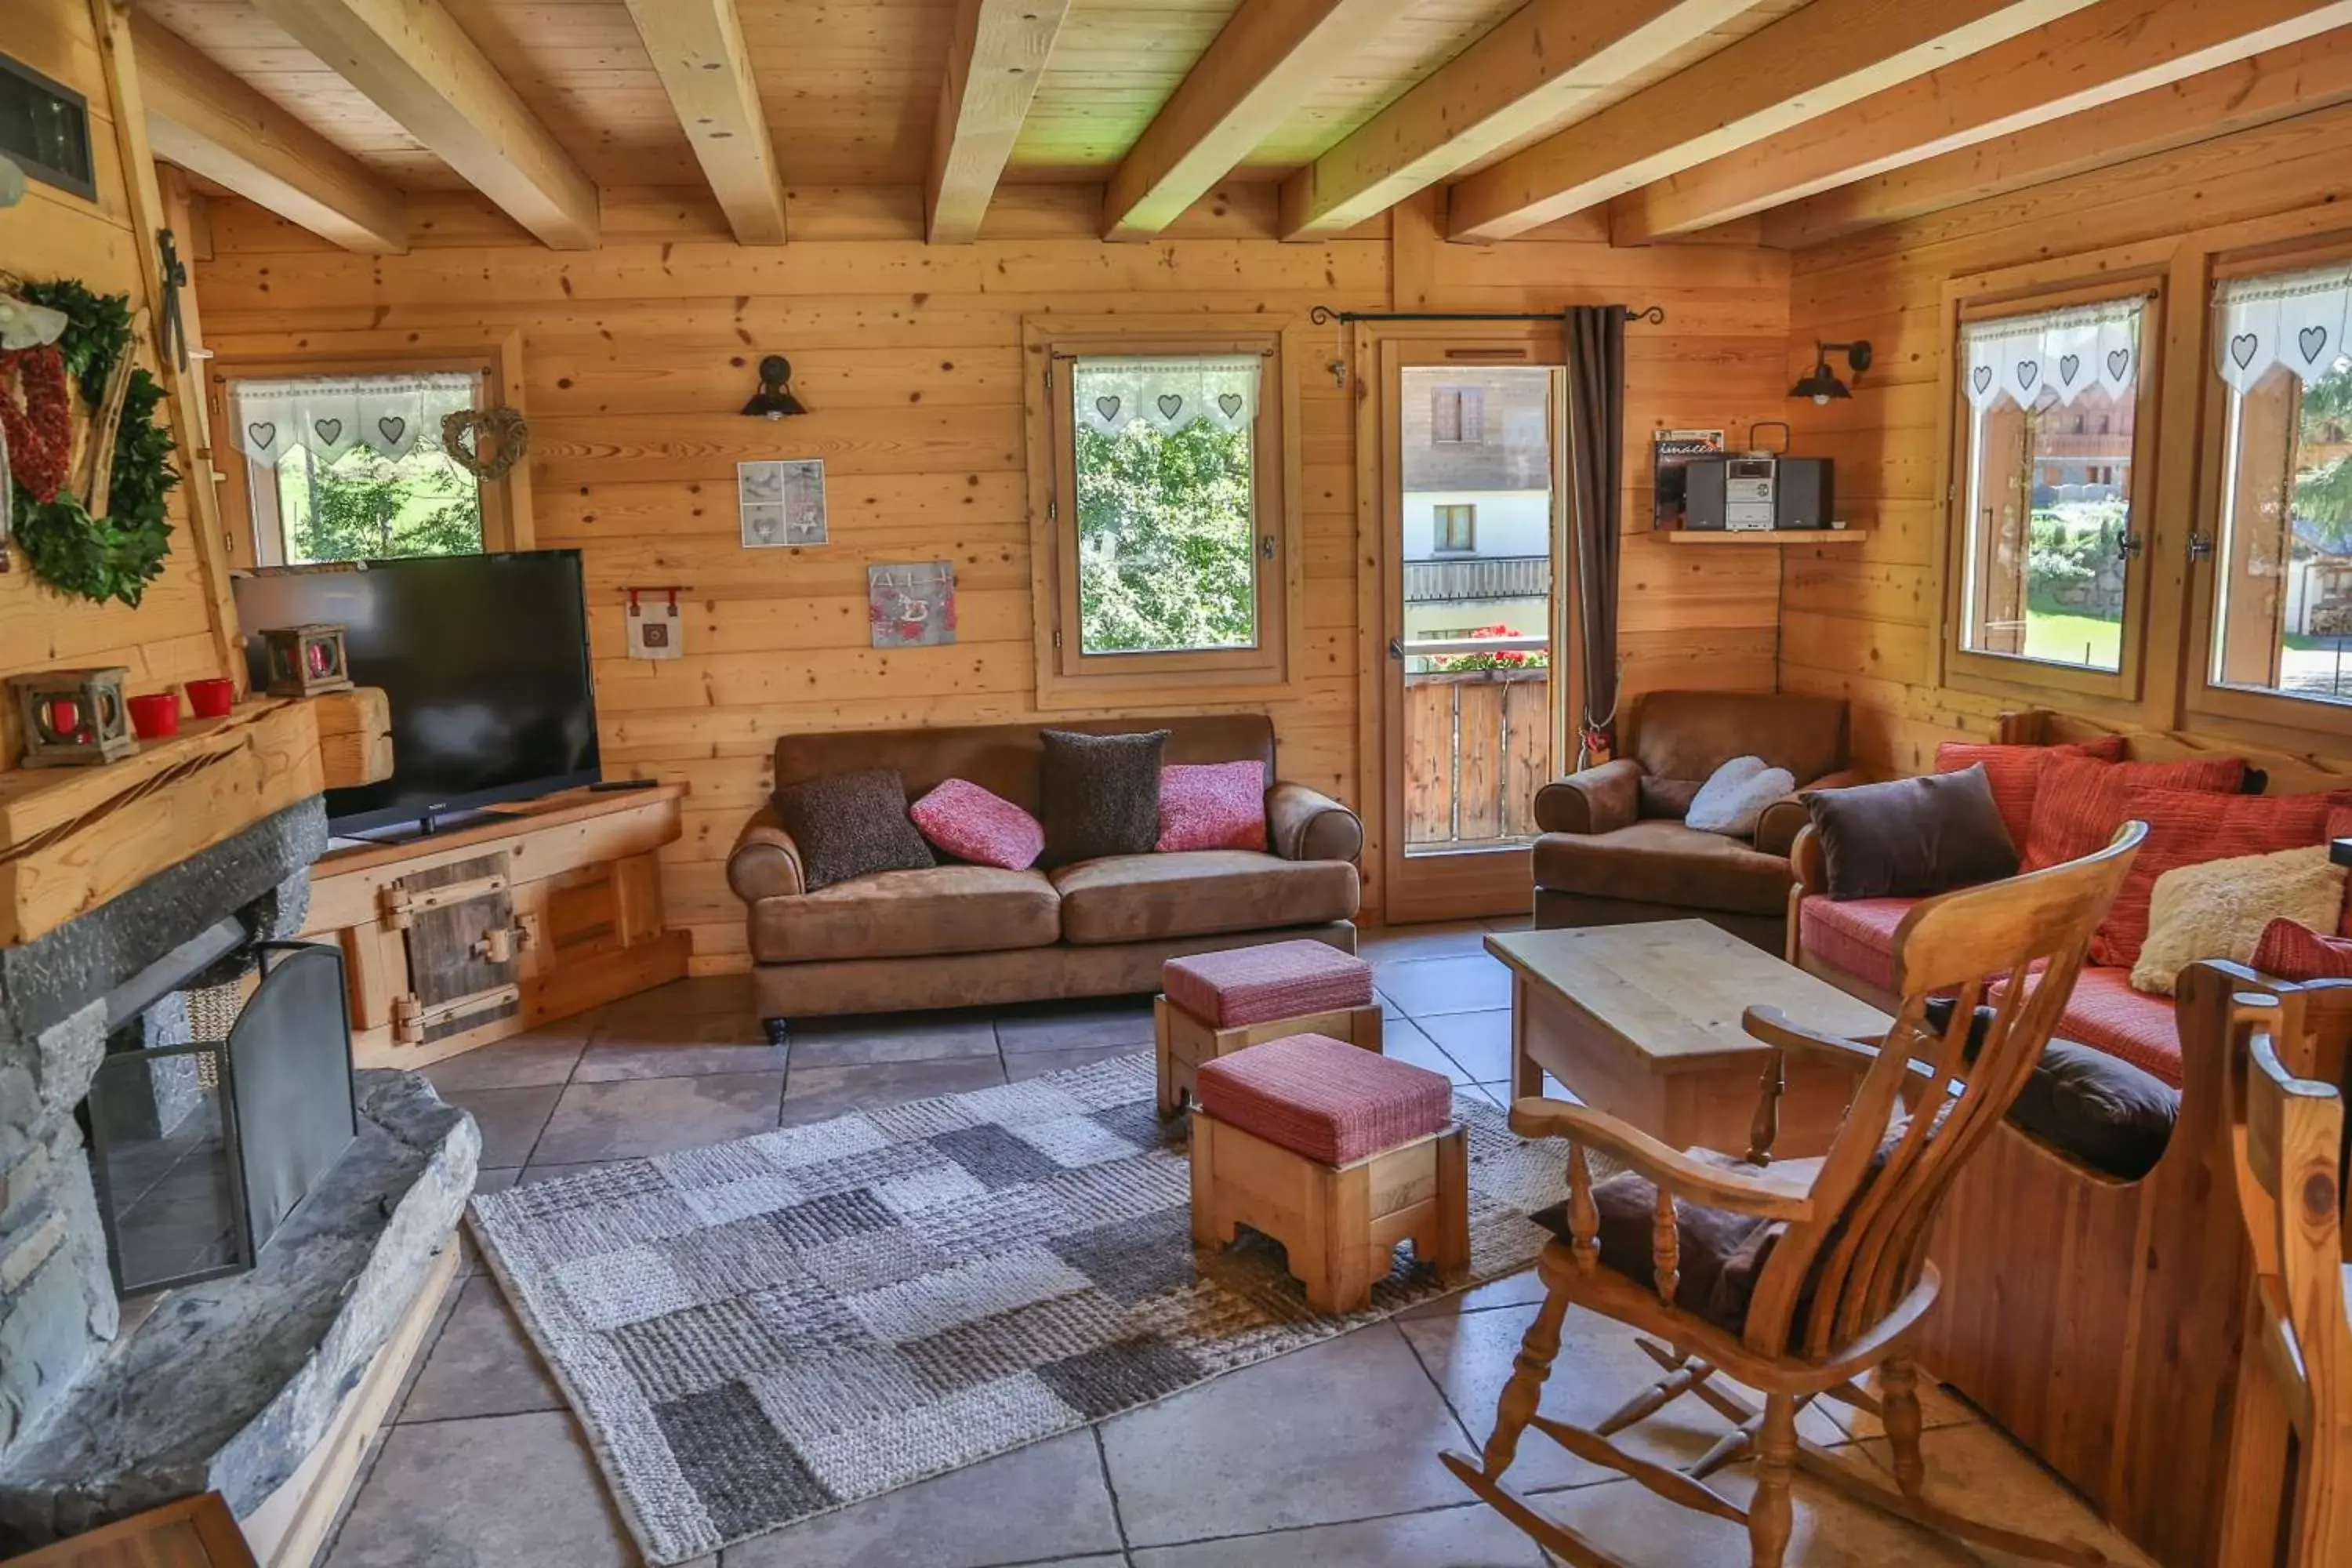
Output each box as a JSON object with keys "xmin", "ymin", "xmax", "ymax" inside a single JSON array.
[
  {"xmin": 1155, "ymin": 939, "xmax": 1381, "ymax": 1117},
  {"xmin": 1190, "ymin": 1032, "xmax": 1467, "ymax": 1313}
]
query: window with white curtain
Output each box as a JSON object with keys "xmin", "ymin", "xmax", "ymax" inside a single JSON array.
[
  {"xmin": 2207, "ymin": 260, "xmax": 2352, "ymax": 708},
  {"xmin": 227, "ymin": 371, "xmax": 485, "ymax": 565},
  {"xmin": 1953, "ymin": 295, "xmax": 2148, "ymax": 673}
]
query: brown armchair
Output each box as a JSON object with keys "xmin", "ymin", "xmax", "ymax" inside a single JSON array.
[{"xmin": 1530, "ymin": 690, "xmax": 1857, "ymax": 951}]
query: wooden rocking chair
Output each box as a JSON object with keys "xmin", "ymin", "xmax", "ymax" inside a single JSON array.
[
  {"xmin": 2216, "ymin": 975, "xmax": 2352, "ymax": 1567},
  {"xmin": 1443, "ymin": 822, "xmax": 2146, "ymax": 1568}
]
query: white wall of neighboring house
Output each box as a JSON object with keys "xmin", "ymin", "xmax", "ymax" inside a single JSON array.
[
  {"xmin": 1401, "ymin": 490, "xmax": 1551, "ymax": 561},
  {"xmin": 1404, "ymin": 596, "xmax": 1552, "ymax": 641}
]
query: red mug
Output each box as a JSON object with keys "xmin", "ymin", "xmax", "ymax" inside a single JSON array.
[
  {"xmin": 128, "ymin": 692, "xmax": 180, "ymax": 741},
  {"xmin": 185, "ymin": 677, "xmax": 235, "ymax": 718}
]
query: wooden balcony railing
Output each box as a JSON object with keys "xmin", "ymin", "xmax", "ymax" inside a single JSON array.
[{"xmin": 1402, "ymin": 667, "xmax": 1552, "ymax": 849}]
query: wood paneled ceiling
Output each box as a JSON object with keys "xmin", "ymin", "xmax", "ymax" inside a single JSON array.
[{"xmin": 124, "ymin": 0, "xmax": 2352, "ymax": 250}]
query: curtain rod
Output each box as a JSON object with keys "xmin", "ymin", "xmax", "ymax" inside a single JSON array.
[{"xmin": 1307, "ymin": 305, "xmax": 1666, "ymax": 325}]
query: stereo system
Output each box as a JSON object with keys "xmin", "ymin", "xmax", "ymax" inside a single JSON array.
[{"xmin": 1682, "ymin": 456, "xmax": 1832, "ymax": 532}]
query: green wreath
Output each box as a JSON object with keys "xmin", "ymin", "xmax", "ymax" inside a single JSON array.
[{"xmin": 5, "ymin": 278, "xmax": 178, "ymax": 608}]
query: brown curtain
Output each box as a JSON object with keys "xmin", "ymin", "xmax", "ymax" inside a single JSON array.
[{"xmin": 1564, "ymin": 306, "xmax": 1625, "ymax": 766}]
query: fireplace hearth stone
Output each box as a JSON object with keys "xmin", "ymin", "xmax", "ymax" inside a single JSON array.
[{"xmin": 0, "ymin": 1068, "xmax": 478, "ymax": 1549}]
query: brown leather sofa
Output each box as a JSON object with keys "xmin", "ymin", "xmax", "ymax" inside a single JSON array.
[
  {"xmin": 727, "ymin": 715, "xmax": 1363, "ymax": 1019},
  {"xmin": 1529, "ymin": 690, "xmax": 1855, "ymax": 950}
]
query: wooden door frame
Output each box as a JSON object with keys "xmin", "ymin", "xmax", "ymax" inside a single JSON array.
[
  {"xmin": 205, "ymin": 329, "xmax": 535, "ymax": 570},
  {"xmin": 1354, "ymin": 321, "xmax": 1575, "ymax": 926}
]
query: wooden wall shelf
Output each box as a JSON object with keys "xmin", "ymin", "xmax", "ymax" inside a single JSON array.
[{"xmin": 1661, "ymin": 529, "xmax": 1867, "ymax": 546}]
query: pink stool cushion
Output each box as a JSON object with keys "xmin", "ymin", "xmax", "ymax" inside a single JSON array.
[
  {"xmin": 1196, "ymin": 1032, "xmax": 1450, "ymax": 1166},
  {"xmin": 1163, "ymin": 938, "xmax": 1374, "ymax": 1028}
]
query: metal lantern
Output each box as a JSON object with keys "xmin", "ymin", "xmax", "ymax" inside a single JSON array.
[
  {"xmin": 9, "ymin": 666, "xmax": 137, "ymax": 766},
  {"xmin": 260, "ymin": 623, "xmax": 354, "ymax": 697}
]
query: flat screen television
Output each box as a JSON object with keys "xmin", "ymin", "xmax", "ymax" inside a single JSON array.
[{"xmin": 231, "ymin": 552, "xmax": 601, "ymax": 837}]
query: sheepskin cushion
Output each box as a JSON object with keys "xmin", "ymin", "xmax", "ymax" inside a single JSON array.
[
  {"xmin": 1684, "ymin": 756, "xmax": 1795, "ymax": 837},
  {"xmin": 2131, "ymin": 845, "xmax": 2347, "ymax": 996}
]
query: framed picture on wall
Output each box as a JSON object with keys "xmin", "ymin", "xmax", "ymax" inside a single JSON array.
[{"xmin": 739, "ymin": 459, "xmax": 826, "ymax": 548}]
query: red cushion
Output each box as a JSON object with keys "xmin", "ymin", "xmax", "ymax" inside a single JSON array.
[
  {"xmin": 1156, "ymin": 760, "xmax": 1269, "ymax": 853},
  {"xmin": 2021, "ymin": 754, "xmax": 2248, "ymax": 873},
  {"xmin": 2053, "ymin": 967, "xmax": 2183, "ymax": 1087},
  {"xmin": 2252, "ymin": 918, "xmax": 2352, "ymax": 982},
  {"xmin": 2332, "ymin": 806, "xmax": 2352, "ymax": 938},
  {"xmin": 2090, "ymin": 787, "xmax": 2352, "ymax": 969},
  {"xmin": 1796, "ymin": 895, "xmax": 1915, "ymax": 995},
  {"xmin": 1196, "ymin": 1032, "xmax": 1450, "ymax": 1165},
  {"xmin": 1162, "ymin": 938, "xmax": 1374, "ymax": 1028},
  {"xmin": 1935, "ymin": 738, "xmax": 2125, "ymax": 848},
  {"xmin": 909, "ymin": 778, "xmax": 1044, "ymax": 870}
]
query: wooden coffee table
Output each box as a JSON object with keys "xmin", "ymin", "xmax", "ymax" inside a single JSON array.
[{"xmin": 1486, "ymin": 920, "xmax": 1893, "ymax": 1159}]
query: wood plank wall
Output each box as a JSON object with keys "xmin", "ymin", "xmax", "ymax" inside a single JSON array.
[
  {"xmin": 1779, "ymin": 103, "xmax": 2352, "ymax": 775},
  {"xmin": 191, "ymin": 183, "xmax": 1788, "ymax": 968},
  {"xmin": 0, "ymin": 5, "xmax": 227, "ymax": 771}
]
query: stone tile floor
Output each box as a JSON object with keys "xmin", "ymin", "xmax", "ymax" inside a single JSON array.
[{"xmin": 320, "ymin": 919, "xmax": 2159, "ymax": 1567}]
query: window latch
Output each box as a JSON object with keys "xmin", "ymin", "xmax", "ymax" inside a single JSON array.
[
  {"xmin": 1388, "ymin": 637, "xmax": 1404, "ymax": 662},
  {"xmin": 2116, "ymin": 532, "xmax": 2144, "ymax": 561},
  {"xmin": 2187, "ymin": 532, "xmax": 2216, "ymax": 561},
  {"xmin": 1260, "ymin": 535, "xmax": 1276, "ymax": 560}
]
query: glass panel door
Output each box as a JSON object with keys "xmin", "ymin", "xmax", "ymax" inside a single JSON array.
[{"xmin": 1380, "ymin": 338, "xmax": 1570, "ymax": 924}]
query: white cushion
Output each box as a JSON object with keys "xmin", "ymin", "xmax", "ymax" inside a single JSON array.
[
  {"xmin": 2131, "ymin": 844, "xmax": 2346, "ymax": 996},
  {"xmin": 1683, "ymin": 755, "xmax": 1795, "ymax": 838}
]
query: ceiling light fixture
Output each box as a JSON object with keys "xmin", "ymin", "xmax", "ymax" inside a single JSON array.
[
  {"xmin": 1791, "ymin": 340, "xmax": 1872, "ymax": 405},
  {"xmin": 742, "ymin": 354, "xmax": 808, "ymax": 420}
]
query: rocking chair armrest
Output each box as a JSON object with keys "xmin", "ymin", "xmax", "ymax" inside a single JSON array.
[
  {"xmin": 1508, "ymin": 1097, "xmax": 1819, "ymax": 1221},
  {"xmin": 1741, "ymin": 1006, "xmax": 1882, "ymax": 1076}
]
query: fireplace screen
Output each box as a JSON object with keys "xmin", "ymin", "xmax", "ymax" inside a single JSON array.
[{"xmin": 85, "ymin": 942, "xmax": 359, "ymax": 1296}]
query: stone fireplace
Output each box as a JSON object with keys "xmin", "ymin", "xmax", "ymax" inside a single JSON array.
[{"xmin": 0, "ymin": 796, "xmax": 479, "ymax": 1552}]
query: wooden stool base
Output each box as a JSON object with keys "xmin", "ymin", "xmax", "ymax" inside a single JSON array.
[
  {"xmin": 1154, "ymin": 996, "xmax": 1383, "ymax": 1118},
  {"xmin": 1189, "ymin": 1112, "xmax": 1468, "ymax": 1314}
]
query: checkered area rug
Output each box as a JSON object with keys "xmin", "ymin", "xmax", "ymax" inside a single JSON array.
[{"xmin": 467, "ymin": 1053, "xmax": 1573, "ymax": 1565}]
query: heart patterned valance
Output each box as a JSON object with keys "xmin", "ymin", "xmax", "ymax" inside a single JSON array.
[
  {"xmin": 230, "ymin": 371, "xmax": 480, "ymax": 470},
  {"xmin": 1961, "ymin": 298, "xmax": 2143, "ymax": 412},
  {"xmin": 2214, "ymin": 261, "xmax": 2352, "ymax": 393},
  {"xmin": 1073, "ymin": 355, "xmax": 1261, "ymax": 437}
]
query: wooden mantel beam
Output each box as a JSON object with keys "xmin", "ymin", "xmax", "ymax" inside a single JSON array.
[
  {"xmin": 1615, "ymin": 0, "xmax": 2352, "ymax": 245},
  {"xmin": 1443, "ymin": 0, "xmax": 2100, "ymax": 244},
  {"xmin": 1762, "ymin": 26, "xmax": 2352, "ymax": 249},
  {"xmin": 249, "ymin": 0, "xmax": 600, "ymax": 250},
  {"xmin": 623, "ymin": 0, "xmax": 787, "ymax": 245},
  {"xmin": 130, "ymin": 13, "xmax": 408, "ymax": 255},
  {"xmin": 1105, "ymin": 0, "xmax": 1419, "ymax": 241},
  {"xmin": 927, "ymin": 0, "xmax": 1073, "ymax": 244},
  {"xmin": 1281, "ymin": 0, "xmax": 1755, "ymax": 242}
]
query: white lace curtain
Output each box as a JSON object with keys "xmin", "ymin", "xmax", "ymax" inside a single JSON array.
[
  {"xmin": 2215, "ymin": 262, "xmax": 2352, "ymax": 392},
  {"xmin": 1962, "ymin": 299, "xmax": 2143, "ymax": 412},
  {"xmin": 230, "ymin": 372, "xmax": 479, "ymax": 470},
  {"xmin": 1073, "ymin": 356, "xmax": 1261, "ymax": 436}
]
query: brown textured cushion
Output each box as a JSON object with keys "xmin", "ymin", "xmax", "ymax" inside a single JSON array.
[
  {"xmin": 1050, "ymin": 851, "xmax": 1359, "ymax": 944},
  {"xmin": 748, "ymin": 865, "xmax": 1059, "ymax": 962},
  {"xmin": 1040, "ymin": 728, "xmax": 1169, "ymax": 866},
  {"xmin": 1805, "ymin": 765, "xmax": 2018, "ymax": 902},
  {"xmin": 1531, "ymin": 819, "xmax": 1795, "ymax": 918},
  {"xmin": 770, "ymin": 768, "xmax": 935, "ymax": 891}
]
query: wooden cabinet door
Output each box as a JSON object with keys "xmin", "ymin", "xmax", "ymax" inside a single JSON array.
[{"xmin": 391, "ymin": 851, "xmax": 521, "ymax": 1045}]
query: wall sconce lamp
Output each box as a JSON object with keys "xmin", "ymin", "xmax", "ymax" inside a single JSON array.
[
  {"xmin": 1791, "ymin": 340, "xmax": 1872, "ymax": 405},
  {"xmin": 742, "ymin": 354, "xmax": 808, "ymax": 419}
]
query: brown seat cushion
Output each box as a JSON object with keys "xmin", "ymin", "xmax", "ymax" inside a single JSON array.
[
  {"xmin": 750, "ymin": 865, "xmax": 1060, "ymax": 963},
  {"xmin": 1050, "ymin": 851, "xmax": 1359, "ymax": 945},
  {"xmin": 1533, "ymin": 819, "xmax": 1795, "ymax": 918}
]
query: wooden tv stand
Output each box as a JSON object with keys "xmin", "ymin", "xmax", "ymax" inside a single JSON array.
[{"xmin": 299, "ymin": 784, "xmax": 690, "ymax": 1069}]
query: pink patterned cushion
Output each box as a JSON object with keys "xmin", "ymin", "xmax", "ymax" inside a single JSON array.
[
  {"xmin": 908, "ymin": 779, "xmax": 1044, "ymax": 871},
  {"xmin": 1163, "ymin": 939, "xmax": 1374, "ymax": 1027},
  {"xmin": 2253, "ymin": 918, "xmax": 2352, "ymax": 982},
  {"xmin": 1797, "ymin": 895, "xmax": 1915, "ymax": 995},
  {"xmin": 1156, "ymin": 761, "xmax": 1267, "ymax": 853},
  {"xmin": 1995, "ymin": 967, "xmax": 2183, "ymax": 1087},
  {"xmin": 1197, "ymin": 1033, "xmax": 1450, "ymax": 1165}
]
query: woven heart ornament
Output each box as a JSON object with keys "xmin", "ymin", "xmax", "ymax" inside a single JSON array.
[{"xmin": 441, "ymin": 405, "xmax": 530, "ymax": 479}]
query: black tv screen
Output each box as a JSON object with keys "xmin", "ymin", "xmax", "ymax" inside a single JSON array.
[{"xmin": 232, "ymin": 552, "xmax": 601, "ymax": 835}]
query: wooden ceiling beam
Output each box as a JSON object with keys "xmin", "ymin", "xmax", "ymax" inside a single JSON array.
[
  {"xmin": 249, "ymin": 0, "xmax": 600, "ymax": 250},
  {"xmin": 1105, "ymin": 0, "xmax": 1420, "ymax": 241},
  {"xmin": 129, "ymin": 13, "xmax": 408, "ymax": 254},
  {"xmin": 927, "ymin": 0, "xmax": 1073, "ymax": 244},
  {"xmin": 1279, "ymin": 0, "xmax": 1755, "ymax": 242},
  {"xmin": 1616, "ymin": 0, "xmax": 2352, "ymax": 245},
  {"xmin": 1443, "ymin": 0, "xmax": 2101, "ymax": 244},
  {"xmin": 1760, "ymin": 26, "xmax": 2352, "ymax": 249},
  {"xmin": 623, "ymin": 0, "xmax": 787, "ymax": 245}
]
